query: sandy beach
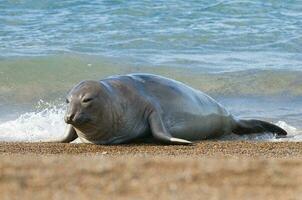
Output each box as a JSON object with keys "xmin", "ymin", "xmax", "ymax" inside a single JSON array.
[{"xmin": 1, "ymin": 141, "xmax": 302, "ymax": 200}]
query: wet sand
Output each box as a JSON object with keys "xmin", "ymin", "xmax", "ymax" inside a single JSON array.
[{"xmin": 1, "ymin": 141, "xmax": 302, "ymax": 199}]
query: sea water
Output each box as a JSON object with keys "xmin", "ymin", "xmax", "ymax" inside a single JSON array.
[{"xmin": 0, "ymin": 0, "xmax": 301, "ymax": 141}]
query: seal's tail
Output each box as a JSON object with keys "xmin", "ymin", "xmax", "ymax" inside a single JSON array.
[{"xmin": 232, "ymin": 119, "xmax": 287, "ymax": 136}]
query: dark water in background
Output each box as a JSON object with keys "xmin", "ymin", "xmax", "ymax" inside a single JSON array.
[{"xmin": 0, "ymin": 0, "xmax": 301, "ymax": 141}]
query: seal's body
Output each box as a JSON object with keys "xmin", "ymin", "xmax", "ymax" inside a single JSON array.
[{"xmin": 58, "ymin": 74, "xmax": 287, "ymax": 144}]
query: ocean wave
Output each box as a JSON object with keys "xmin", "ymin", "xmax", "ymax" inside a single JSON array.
[
  {"xmin": 0, "ymin": 55, "xmax": 301, "ymax": 107},
  {"xmin": 0, "ymin": 0, "xmax": 301, "ymax": 62},
  {"xmin": 0, "ymin": 101, "xmax": 66, "ymax": 142}
]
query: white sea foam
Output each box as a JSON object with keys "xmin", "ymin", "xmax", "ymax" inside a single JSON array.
[
  {"xmin": 0, "ymin": 101, "xmax": 66, "ymax": 142},
  {"xmin": 274, "ymin": 121, "xmax": 302, "ymax": 141}
]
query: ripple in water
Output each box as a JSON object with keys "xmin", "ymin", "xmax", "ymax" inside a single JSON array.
[{"xmin": 0, "ymin": 0, "xmax": 301, "ymax": 71}]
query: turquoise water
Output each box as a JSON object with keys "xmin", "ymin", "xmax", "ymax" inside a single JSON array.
[
  {"xmin": 0, "ymin": 0, "xmax": 301, "ymax": 141},
  {"xmin": 1, "ymin": 0, "xmax": 302, "ymax": 70}
]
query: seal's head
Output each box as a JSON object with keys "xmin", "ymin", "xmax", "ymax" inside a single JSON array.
[{"xmin": 64, "ymin": 80, "xmax": 106, "ymax": 128}]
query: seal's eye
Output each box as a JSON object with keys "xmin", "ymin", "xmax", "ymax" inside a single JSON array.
[
  {"xmin": 66, "ymin": 99, "xmax": 70, "ymax": 104},
  {"xmin": 82, "ymin": 97, "xmax": 93, "ymax": 103}
]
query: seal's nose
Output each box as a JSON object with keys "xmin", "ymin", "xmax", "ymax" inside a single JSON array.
[{"xmin": 64, "ymin": 113, "xmax": 75, "ymax": 124}]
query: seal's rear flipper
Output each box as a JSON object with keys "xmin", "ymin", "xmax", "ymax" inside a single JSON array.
[{"xmin": 232, "ymin": 119, "xmax": 287, "ymax": 136}]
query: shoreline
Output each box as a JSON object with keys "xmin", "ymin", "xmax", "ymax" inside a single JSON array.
[
  {"xmin": 1, "ymin": 141, "xmax": 302, "ymax": 158},
  {"xmin": 1, "ymin": 141, "xmax": 302, "ymax": 199}
]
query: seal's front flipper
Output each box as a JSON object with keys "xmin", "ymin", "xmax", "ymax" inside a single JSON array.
[
  {"xmin": 233, "ymin": 119, "xmax": 287, "ymax": 136},
  {"xmin": 148, "ymin": 111, "xmax": 192, "ymax": 145},
  {"xmin": 60, "ymin": 125, "xmax": 78, "ymax": 143},
  {"xmin": 46, "ymin": 125, "xmax": 78, "ymax": 143}
]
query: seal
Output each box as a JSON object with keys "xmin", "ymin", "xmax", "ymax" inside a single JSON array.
[{"xmin": 56, "ymin": 73, "xmax": 287, "ymax": 144}]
